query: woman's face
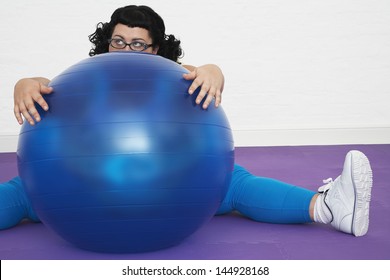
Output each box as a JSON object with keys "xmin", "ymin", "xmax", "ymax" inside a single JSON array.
[{"xmin": 108, "ymin": 23, "xmax": 158, "ymax": 54}]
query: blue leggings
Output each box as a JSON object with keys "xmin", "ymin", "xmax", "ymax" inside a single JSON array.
[
  {"xmin": 217, "ymin": 165, "xmax": 314, "ymax": 223},
  {"xmin": 0, "ymin": 164, "xmax": 315, "ymax": 229},
  {"xmin": 0, "ymin": 177, "xmax": 40, "ymax": 229}
]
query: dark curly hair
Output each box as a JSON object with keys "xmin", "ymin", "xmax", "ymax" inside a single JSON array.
[{"xmin": 88, "ymin": 5, "xmax": 183, "ymax": 62}]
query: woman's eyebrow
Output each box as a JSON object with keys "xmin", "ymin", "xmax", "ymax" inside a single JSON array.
[
  {"xmin": 111, "ymin": 35, "xmax": 147, "ymax": 42},
  {"xmin": 111, "ymin": 34, "xmax": 125, "ymax": 39},
  {"xmin": 130, "ymin": 37, "xmax": 147, "ymax": 42}
]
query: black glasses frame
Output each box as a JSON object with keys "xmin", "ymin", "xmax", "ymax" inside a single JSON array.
[{"xmin": 108, "ymin": 39, "xmax": 153, "ymax": 51}]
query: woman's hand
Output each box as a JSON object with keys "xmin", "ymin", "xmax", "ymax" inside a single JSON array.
[
  {"xmin": 14, "ymin": 77, "xmax": 53, "ymax": 125},
  {"xmin": 183, "ymin": 64, "xmax": 224, "ymax": 109}
]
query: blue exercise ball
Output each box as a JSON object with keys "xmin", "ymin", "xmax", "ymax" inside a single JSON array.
[{"xmin": 17, "ymin": 52, "xmax": 234, "ymax": 253}]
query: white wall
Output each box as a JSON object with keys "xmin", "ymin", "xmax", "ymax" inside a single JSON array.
[{"xmin": 1, "ymin": 0, "xmax": 389, "ymax": 152}]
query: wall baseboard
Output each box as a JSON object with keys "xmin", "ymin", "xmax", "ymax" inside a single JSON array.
[
  {"xmin": 2, "ymin": 127, "xmax": 390, "ymax": 152},
  {"xmin": 0, "ymin": 135, "xmax": 19, "ymax": 153},
  {"xmin": 232, "ymin": 127, "xmax": 390, "ymax": 147}
]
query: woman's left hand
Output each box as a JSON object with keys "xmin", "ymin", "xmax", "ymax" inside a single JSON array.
[{"xmin": 183, "ymin": 64, "xmax": 224, "ymax": 109}]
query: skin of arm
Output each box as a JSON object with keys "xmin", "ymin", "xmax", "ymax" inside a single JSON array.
[
  {"xmin": 13, "ymin": 77, "xmax": 52, "ymax": 125},
  {"xmin": 182, "ymin": 64, "xmax": 224, "ymax": 109},
  {"xmin": 13, "ymin": 63, "xmax": 225, "ymax": 125}
]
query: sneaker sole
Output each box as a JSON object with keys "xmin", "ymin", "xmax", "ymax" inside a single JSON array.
[{"xmin": 350, "ymin": 150, "xmax": 373, "ymax": 237}]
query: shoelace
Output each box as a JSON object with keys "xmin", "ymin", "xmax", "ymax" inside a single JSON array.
[
  {"xmin": 318, "ymin": 178, "xmax": 333, "ymax": 193},
  {"xmin": 317, "ymin": 178, "xmax": 334, "ymax": 222}
]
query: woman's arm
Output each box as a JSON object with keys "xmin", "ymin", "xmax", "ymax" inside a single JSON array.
[
  {"xmin": 182, "ymin": 64, "xmax": 224, "ymax": 109},
  {"xmin": 14, "ymin": 77, "xmax": 53, "ymax": 125},
  {"xmin": 13, "ymin": 63, "xmax": 225, "ymax": 126}
]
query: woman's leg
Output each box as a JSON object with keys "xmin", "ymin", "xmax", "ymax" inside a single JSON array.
[
  {"xmin": 0, "ymin": 176, "xmax": 40, "ymax": 229},
  {"xmin": 216, "ymin": 164, "xmax": 316, "ymax": 224},
  {"xmin": 217, "ymin": 150, "xmax": 373, "ymax": 236}
]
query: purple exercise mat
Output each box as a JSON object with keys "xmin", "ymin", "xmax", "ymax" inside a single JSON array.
[{"xmin": 0, "ymin": 144, "xmax": 389, "ymax": 260}]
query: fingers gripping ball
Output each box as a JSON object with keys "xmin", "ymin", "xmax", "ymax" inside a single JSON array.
[{"xmin": 17, "ymin": 52, "xmax": 234, "ymax": 253}]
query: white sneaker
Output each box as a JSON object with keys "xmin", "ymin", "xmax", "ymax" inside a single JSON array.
[{"xmin": 318, "ymin": 150, "xmax": 373, "ymax": 236}]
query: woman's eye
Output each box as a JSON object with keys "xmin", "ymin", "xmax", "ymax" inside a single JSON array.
[
  {"xmin": 132, "ymin": 41, "xmax": 143, "ymax": 47},
  {"xmin": 114, "ymin": 39, "xmax": 125, "ymax": 45}
]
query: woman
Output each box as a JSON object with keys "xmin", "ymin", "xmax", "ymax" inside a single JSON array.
[{"xmin": 2, "ymin": 5, "xmax": 373, "ymax": 237}]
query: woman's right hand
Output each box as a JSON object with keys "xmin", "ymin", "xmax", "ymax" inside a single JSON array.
[{"xmin": 13, "ymin": 77, "xmax": 53, "ymax": 125}]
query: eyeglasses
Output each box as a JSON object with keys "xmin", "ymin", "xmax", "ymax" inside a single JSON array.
[{"xmin": 108, "ymin": 38, "xmax": 153, "ymax": 51}]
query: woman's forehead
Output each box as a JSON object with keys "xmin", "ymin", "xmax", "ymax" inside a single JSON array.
[{"xmin": 112, "ymin": 24, "xmax": 151, "ymax": 40}]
